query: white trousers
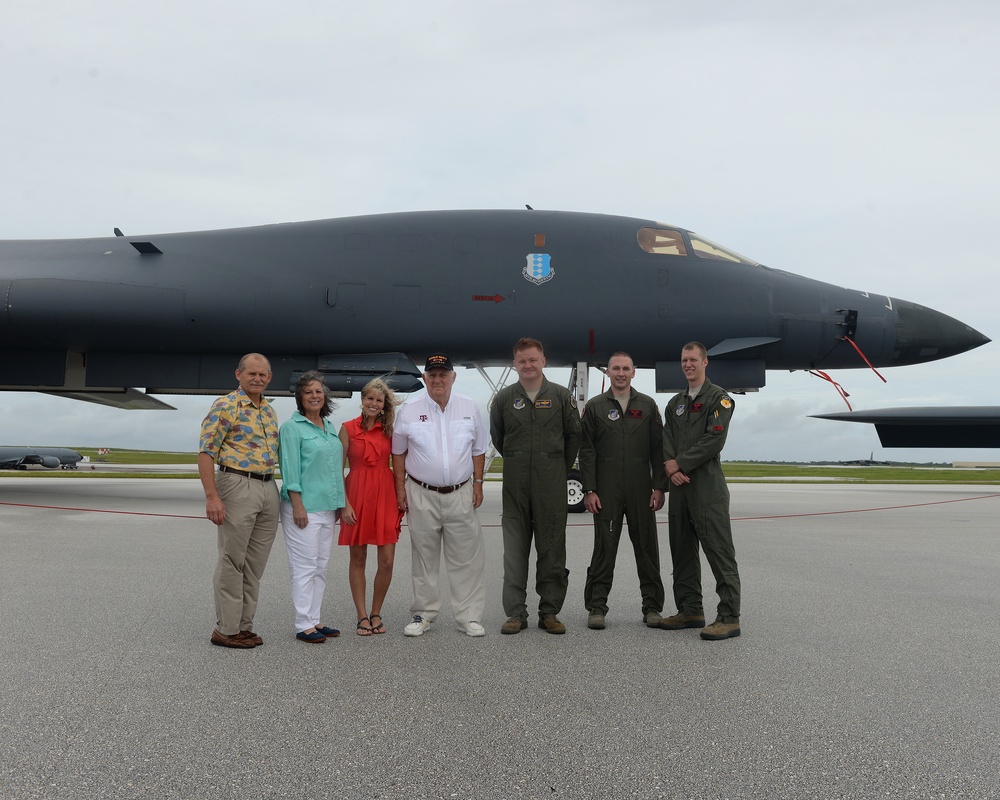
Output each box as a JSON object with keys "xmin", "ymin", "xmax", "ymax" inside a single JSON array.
[
  {"xmin": 280, "ymin": 503, "xmax": 335, "ymax": 632},
  {"xmin": 405, "ymin": 481, "xmax": 486, "ymax": 626}
]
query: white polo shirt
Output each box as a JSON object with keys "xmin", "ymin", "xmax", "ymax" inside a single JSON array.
[{"xmin": 391, "ymin": 390, "xmax": 487, "ymax": 487}]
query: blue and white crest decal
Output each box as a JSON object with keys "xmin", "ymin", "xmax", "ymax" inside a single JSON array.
[
  {"xmin": 608, "ymin": 408, "xmax": 620, "ymax": 421},
  {"xmin": 523, "ymin": 253, "xmax": 554, "ymax": 285},
  {"xmin": 513, "ymin": 397, "xmax": 526, "ymax": 410},
  {"xmin": 675, "ymin": 404, "xmax": 685, "ymax": 416}
]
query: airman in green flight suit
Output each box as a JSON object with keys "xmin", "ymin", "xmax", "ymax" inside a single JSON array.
[
  {"xmin": 579, "ymin": 352, "xmax": 667, "ymax": 630},
  {"xmin": 490, "ymin": 337, "xmax": 581, "ymax": 635},
  {"xmin": 661, "ymin": 341, "xmax": 742, "ymax": 641}
]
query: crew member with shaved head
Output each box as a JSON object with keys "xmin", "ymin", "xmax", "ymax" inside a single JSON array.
[
  {"xmin": 580, "ymin": 352, "xmax": 667, "ymax": 630},
  {"xmin": 661, "ymin": 341, "xmax": 742, "ymax": 640},
  {"xmin": 490, "ymin": 337, "xmax": 582, "ymax": 635},
  {"xmin": 198, "ymin": 353, "xmax": 280, "ymax": 649}
]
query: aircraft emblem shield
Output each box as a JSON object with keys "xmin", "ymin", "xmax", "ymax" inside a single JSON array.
[
  {"xmin": 608, "ymin": 409, "xmax": 620, "ymax": 421},
  {"xmin": 513, "ymin": 397, "xmax": 526, "ymax": 410},
  {"xmin": 676, "ymin": 405, "xmax": 685, "ymax": 416},
  {"xmin": 523, "ymin": 254, "xmax": 554, "ymax": 285}
]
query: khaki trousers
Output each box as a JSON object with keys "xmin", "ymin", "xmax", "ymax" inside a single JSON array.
[
  {"xmin": 213, "ymin": 471, "xmax": 279, "ymax": 635},
  {"xmin": 405, "ymin": 480, "xmax": 486, "ymax": 626}
]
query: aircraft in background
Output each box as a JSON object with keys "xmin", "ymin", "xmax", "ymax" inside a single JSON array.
[
  {"xmin": 0, "ymin": 446, "xmax": 83, "ymax": 470},
  {"xmin": 813, "ymin": 407, "xmax": 1000, "ymax": 448},
  {"xmin": 0, "ymin": 209, "xmax": 989, "ymax": 411},
  {"xmin": 838, "ymin": 452, "xmax": 893, "ymax": 466}
]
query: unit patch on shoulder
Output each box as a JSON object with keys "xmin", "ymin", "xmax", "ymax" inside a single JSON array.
[
  {"xmin": 720, "ymin": 397, "xmax": 733, "ymax": 409},
  {"xmin": 626, "ymin": 409, "xmax": 643, "ymax": 419},
  {"xmin": 513, "ymin": 397, "xmax": 526, "ymax": 410},
  {"xmin": 608, "ymin": 409, "xmax": 620, "ymax": 421},
  {"xmin": 535, "ymin": 399, "xmax": 552, "ymax": 409}
]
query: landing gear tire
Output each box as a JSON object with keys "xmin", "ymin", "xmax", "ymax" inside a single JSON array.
[{"xmin": 567, "ymin": 468, "xmax": 585, "ymax": 514}]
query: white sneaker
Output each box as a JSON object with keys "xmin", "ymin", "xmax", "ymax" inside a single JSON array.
[
  {"xmin": 463, "ymin": 621, "xmax": 486, "ymax": 637},
  {"xmin": 404, "ymin": 615, "xmax": 431, "ymax": 637}
]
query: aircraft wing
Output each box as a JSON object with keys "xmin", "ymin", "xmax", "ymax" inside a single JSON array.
[
  {"xmin": 812, "ymin": 407, "xmax": 1000, "ymax": 448},
  {"xmin": 41, "ymin": 388, "xmax": 178, "ymax": 410}
]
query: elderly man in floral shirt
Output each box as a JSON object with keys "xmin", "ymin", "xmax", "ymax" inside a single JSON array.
[{"xmin": 198, "ymin": 353, "xmax": 280, "ymax": 649}]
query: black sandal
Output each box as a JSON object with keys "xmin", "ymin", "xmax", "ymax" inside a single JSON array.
[
  {"xmin": 370, "ymin": 614, "xmax": 386, "ymax": 634},
  {"xmin": 356, "ymin": 616, "xmax": 373, "ymax": 636}
]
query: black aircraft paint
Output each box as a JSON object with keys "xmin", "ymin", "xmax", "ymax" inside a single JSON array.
[
  {"xmin": 0, "ymin": 209, "xmax": 989, "ymax": 408},
  {"xmin": 813, "ymin": 407, "xmax": 1000, "ymax": 448}
]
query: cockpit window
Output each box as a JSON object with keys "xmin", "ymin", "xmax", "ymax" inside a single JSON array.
[
  {"xmin": 637, "ymin": 227, "xmax": 758, "ymax": 266},
  {"xmin": 637, "ymin": 227, "xmax": 687, "ymax": 256},
  {"xmin": 689, "ymin": 234, "xmax": 757, "ymax": 265}
]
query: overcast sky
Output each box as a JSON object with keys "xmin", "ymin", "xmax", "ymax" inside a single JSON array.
[{"xmin": 2, "ymin": 1, "xmax": 998, "ymax": 462}]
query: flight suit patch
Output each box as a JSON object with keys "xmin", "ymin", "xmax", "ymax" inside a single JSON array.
[
  {"xmin": 534, "ymin": 400, "xmax": 552, "ymax": 408},
  {"xmin": 626, "ymin": 409, "xmax": 643, "ymax": 418},
  {"xmin": 608, "ymin": 409, "xmax": 620, "ymax": 421},
  {"xmin": 720, "ymin": 397, "xmax": 733, "ymax": 409},
  {"xmin": 675, "ymin": 405, "xmax": 685, "ymax": 415},
  {"xmin": 691, "ymin": 403, "xmax": 703, "ymax": 412},
  {"xmin": 513, "ymin": 398, "xmax": 526, "ymax": 410}
]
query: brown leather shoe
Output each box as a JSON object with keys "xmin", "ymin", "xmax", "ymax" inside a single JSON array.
[
  {"xmin": 658, "ymin": 612, "xmax": 706, "ymax": 630},
  {"xmin": 538, "ymin": 614, "xmax": 566, "ymax": 634},
  {"xmin": 211, "ymin": 629, "xmax": 255, "ymax": 648},
  {"xmin": 235, "ymin": 630, "xmax": 263, "ymax": 646}
]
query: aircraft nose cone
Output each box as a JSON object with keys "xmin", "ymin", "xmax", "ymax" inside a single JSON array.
[{"xmin": 890, "ymin": 299, "xmax": 990, "ymax": 366}]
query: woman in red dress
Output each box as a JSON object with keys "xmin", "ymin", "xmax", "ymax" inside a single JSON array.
[{"xmin": 338, "ymin": 378, "xmax": 402, "ymax": 635}]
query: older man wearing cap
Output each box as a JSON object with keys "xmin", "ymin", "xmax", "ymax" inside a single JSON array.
[{"xmin": 392, "ymin": 353, "xmax": 489, "ymax": 637}]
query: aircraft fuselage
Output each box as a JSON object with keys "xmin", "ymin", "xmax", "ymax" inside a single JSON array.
[{"xmin": 0, "ymin": 210, "xmax": 988, "ymax": 401}]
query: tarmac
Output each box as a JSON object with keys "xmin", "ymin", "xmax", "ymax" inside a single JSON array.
[{"xmin": 1, "ymin": 478, "xmax": 999, "ymax": 800}]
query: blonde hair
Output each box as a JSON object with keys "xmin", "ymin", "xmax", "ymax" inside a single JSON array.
[{"xmin": 360, "ymin": 377, "xmax": 398, "ymax": 437}]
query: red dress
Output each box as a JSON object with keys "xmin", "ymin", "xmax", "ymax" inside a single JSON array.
[{"xmin": 338, "ymin": 416, "xmax": 402, "ymax": 546}]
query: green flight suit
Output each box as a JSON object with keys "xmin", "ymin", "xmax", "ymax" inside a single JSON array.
[
  {"xmin": 490, "ymin": 378, "xmax": 582, "ymax": 621},
  {"xmin": 662, "ymin": 378, "xmax": 741, "ymax": 623},
  {"xmin": 579, "ymin": 388, "xmax": 667, "ymax": 617}
]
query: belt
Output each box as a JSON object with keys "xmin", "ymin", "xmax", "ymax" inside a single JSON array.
[
  {"xmin": 219, "ymin": 465, "xmax": 274, "ymax": 482},
  {"xmin": 410, "ymin": 477, "xmax": 469, "ymax": 494}
]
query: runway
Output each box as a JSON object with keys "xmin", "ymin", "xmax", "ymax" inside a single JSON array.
[{"xmin": 1, "ymin": 478, "xmax": 998, "ymax": 799}]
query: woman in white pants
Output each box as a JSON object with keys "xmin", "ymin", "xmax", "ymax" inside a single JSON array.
[{"xmin": 279, "ymin": 371, "xmax": 350, "ymax": 643}]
